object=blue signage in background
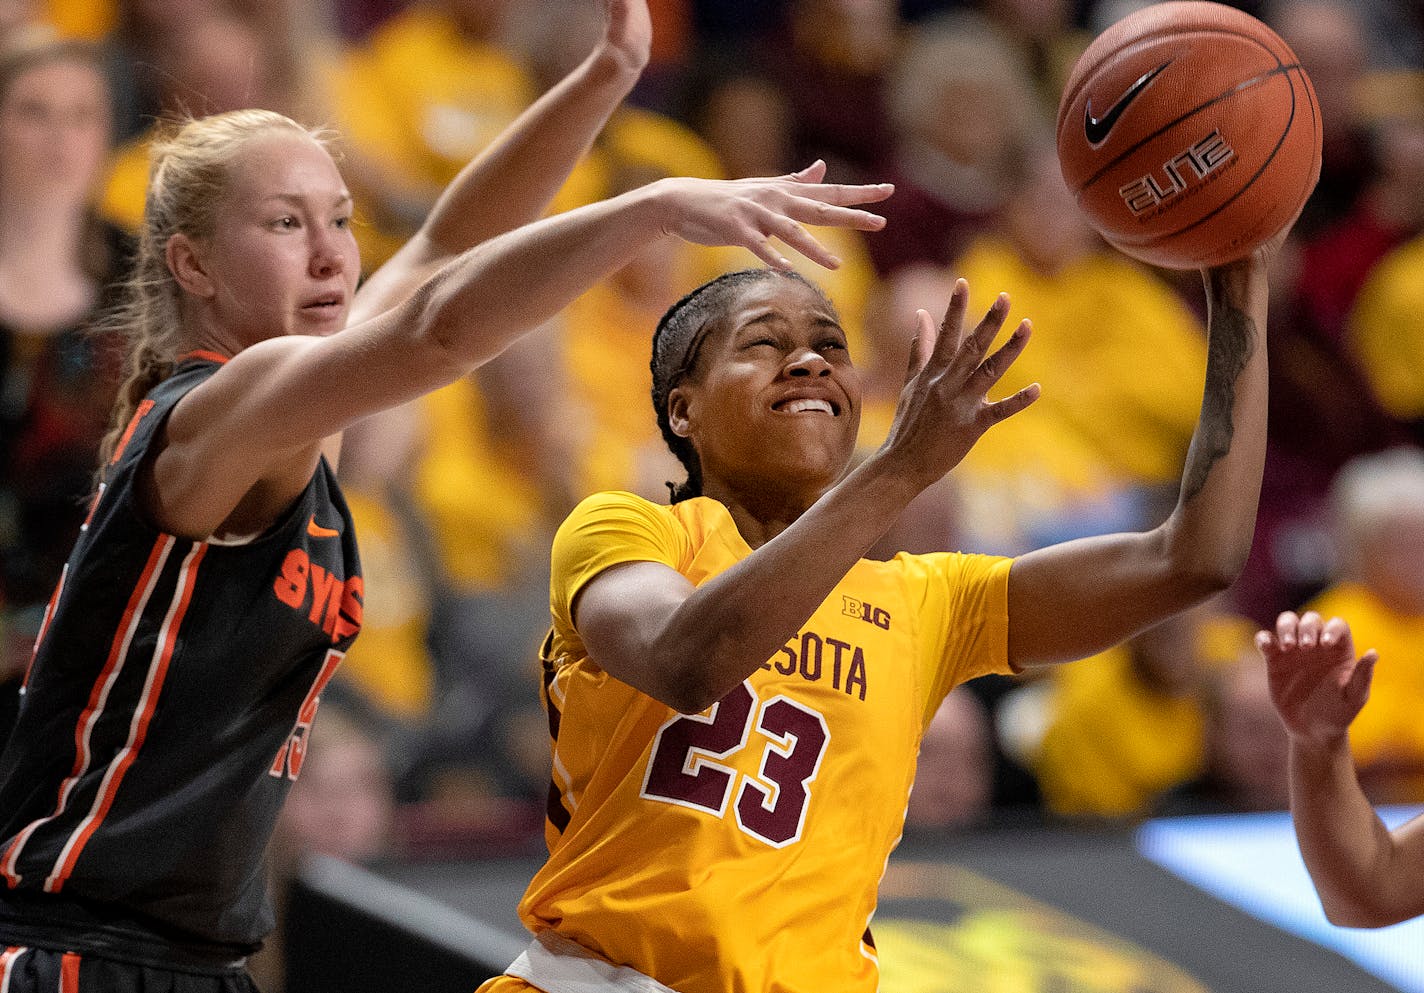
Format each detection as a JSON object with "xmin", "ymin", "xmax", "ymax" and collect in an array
[{"xmin": 1138, "ymin": 808, "xmax": 1424, "ymax": 993}]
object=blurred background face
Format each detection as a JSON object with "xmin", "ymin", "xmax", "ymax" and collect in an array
[
  {"xmin": 906, "ymin": 689, "xmax": 992, "ymax": 830},
  {"xmin": 276, "ymin": 725, "xmax": 393, "ymax": 864},
  {"xmin": 700, "ymin": 76, "xmax": 793, "ymax": 179},
  {"xmin": 0, "ymin": 56, "xmax": 110, "ymax": 201},
  {"xmin": 1210, "ymin": 662, "xmax": 1290, "ymax": 810},
  {"xmin": 1361, "ymin": 507, "xmax": 1424, "ymax": 613},
  {"xmin": 1003, "ymin": 148, "xmax": 1098, "ymax": 275},
  {"xmin": 1272, "ymin": 2, "xmax": 1366, "ymax": 144}
]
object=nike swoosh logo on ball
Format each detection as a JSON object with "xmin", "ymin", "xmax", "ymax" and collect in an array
[{"xmin": 1084, "ymin": 61, "xmax": 1171, "ymax": 145}]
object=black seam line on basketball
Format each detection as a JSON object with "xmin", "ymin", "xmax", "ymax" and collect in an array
[
  {"xmin": 1059, "ymin": 23, "xmax": 1286, "ymax": 129},
  {"xmin": 1085, "ymin": 61, "xmax": 1172, "ymax": 145},
  {"xmin": 1079, "ymin": 62, "xmax": 1301, "ymax": 192},
  {"xmin": 1139, "ymin": 65, "xmax": 1300, "ymax": 250}
]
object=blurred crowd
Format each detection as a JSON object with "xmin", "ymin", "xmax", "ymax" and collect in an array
[{"xmin": 1, "ymin": 0, "xmax": 1423, "ymax": 969}]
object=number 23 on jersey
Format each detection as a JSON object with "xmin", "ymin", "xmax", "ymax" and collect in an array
[{"xmin": 640, "ymin": 682, "xmax": 829, "ymax": 848}]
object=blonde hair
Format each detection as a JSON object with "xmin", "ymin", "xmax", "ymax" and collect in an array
[{"xmin": 97, "ymin": 109, "xmax": 335, "ymax": 470}]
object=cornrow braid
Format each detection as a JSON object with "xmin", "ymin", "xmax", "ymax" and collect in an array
[{"xmin": 649, "ymin": 268, "xmax": 828, "ymax": 503}]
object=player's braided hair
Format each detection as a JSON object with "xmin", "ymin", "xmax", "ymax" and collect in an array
[
  {"xmin": 96, "ymin": 109, "xmax": 336, "ymax": 476},
  {"xmin": 650, "ymin": 268, "xmax": 830, "ymax": 503}
]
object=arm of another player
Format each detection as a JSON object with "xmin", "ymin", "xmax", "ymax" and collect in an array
[
  {"xmin": 348, "ymin": 0, "xmax": 652, "ymax": 326},
  {"xmin": 1261, "ymin": 610, "xmax": 1424, "ymax": 928},
  {"xmin": 1003, "ymin": 242, "xmax": 1272, "ymax": 668},
  {"xmin": 151, "ymin": 168, "xmax": 894, "ymax": 538},
  {"xmin": 575, "ymin": 283, "xmax": 1038, "ymax": 713}
]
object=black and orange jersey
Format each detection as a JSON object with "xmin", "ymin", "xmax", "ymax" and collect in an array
[{"xmin": 0, "ymin": 355, "xmax": 361, "ymax": 967}]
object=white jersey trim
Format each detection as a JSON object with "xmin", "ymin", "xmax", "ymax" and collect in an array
[{"xmin": 506, "ymin": 930, "xmax": 681, "ymax": 993}]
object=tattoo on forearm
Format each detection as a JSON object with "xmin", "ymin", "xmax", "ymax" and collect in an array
[{"xmin": 1183, "ymin": 304, "xmax": 1256, "ymax": 501}]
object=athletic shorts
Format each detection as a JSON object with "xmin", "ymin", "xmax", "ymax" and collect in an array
[
  {"xmin": 0, "ymin": 946, "xmax": 258, "ymax": 993},
  {"xmin": 474, "ymin": 977, "xmax": 538, "ymax": 993},
  {"xmin": 478, "ymin": 931, "xmax": 680, "ymax": 993}
]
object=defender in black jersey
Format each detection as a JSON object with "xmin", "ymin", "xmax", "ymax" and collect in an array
[
  {"xmin": 0, "ymin": 1, "xmax": 897, "ymax": 987},
  {"xmin": 0, "ymin": 355, "xmax": 360, "ymax": 967}
]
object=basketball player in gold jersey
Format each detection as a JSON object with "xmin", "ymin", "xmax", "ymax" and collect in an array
[{"xmin": 477, "ymin": 233, "xmax": 1278, "ymax": 992}]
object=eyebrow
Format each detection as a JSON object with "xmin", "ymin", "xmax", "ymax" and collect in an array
[
  {"xmin": 260, "ymin": 192, "xmax": 353, "ymax": 208},
  {"xmin": 734, "ymin": 310, "xmax": 843, "ymax": 333}
]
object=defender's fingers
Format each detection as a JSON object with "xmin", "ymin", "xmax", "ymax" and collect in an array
[
  {"xmin": 974, "ymin": 320, "xmax": 1032, "ymax": 391},
  {"xmin": 788, "ymin": 159, "xmax": 828, "ymax": 183},
  {"xmin": 763, "ymin": 218, "xmax": 839, "ymax": 269},
  {"xmin": 1320, "ymin": 615, "xmax": 1350, "ymax": 648},
  {"xmin": 785, "ymin": 182, "xmax": 896, "ymax": 207},
  {"xmin": 780, "ymin": 195, "xmax": 889, "ymax": 231},
  {"xmin": 1297, "ymin": 610, "xmax": 1324, "ymax": 648},
  {"xmin": 1275, "ymin": 610, "xmax": 1301, "ymax": 648},
  {"xmin": 1345, "ymin": 650, "xmax": 1379, "ymax": 709}
]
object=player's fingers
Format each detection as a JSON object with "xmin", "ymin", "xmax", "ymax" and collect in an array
[
  {"xmin": 983, "ymin": 382, "xmax": 1040, "ymax": 424},
  {"xmin": 786, "ymin": 180, "xmax": 896, "ymax": 206},
  {"xmin": 788, "ymin": 159, "xmax": 827, "ymax": 183},
  {"xmin": 739, "ymin": 232, "xmax": 794, "ymax": 270},
  {"xmin": 935, "ymin": 279, "xmax": 969, "ymax": 354},
  {"xmin": 1254, "ymin": 629, "xmax": 1277, "ymax": 658},
  {"xmin": 1320, "ymin": 615, "xmax": 1350, "ymax": 648},
  {"xmin": 1275, "ymin": 610, "xmax": 1301, "ymax": 648},
  {"xmin": 780, "ymin": 195, "xmax": 889, "ymax": 232},
  {"xmin": 905, "ymin": 310, "xmax": 936, "ymax": 382},
  {"xmin": 974, "ymin": 320, "xmax": 1032, "ymax": 392},
  {"xmin": 1345, "ymin": 650, "xmax": 1379, "ymax": 710},
  {"xmin": 762, "ymin": 217, "xmax": 839, "ymax": 269},
  {"xmin": 1297, "ymin": 610, "xmax": 1324, "ymax": 648},
  {"xmin": 941, "ymin": 291, "xmax": 1010, "ymax": 370}
]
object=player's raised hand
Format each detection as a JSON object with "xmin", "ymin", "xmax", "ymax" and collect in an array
[
  {"xmin": 876, "ymin": 278, "xmax": 1039, "ymax": 491},
  {"xmin": 1257, "ymin": 610, "xmax": 1379, "ymax": 746},
  {"xmin": 649, "ymin": 161, "xmax": 893, "ymax": 270},
  {"xmin": 598, "ymin": 0, "xmax": 652, "ymax": 74}
]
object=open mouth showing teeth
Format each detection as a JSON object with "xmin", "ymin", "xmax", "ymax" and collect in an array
[
  {"xmin": 305, "ymin": 296, "xmax": 343, "ymax": 309},
  {"xmin": 774, "ymin": 398, "xmax": 838, "ymax": 415}
]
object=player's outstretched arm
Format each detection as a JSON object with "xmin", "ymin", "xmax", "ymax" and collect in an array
[
  {"xmin": 349, "ymin": 0, "xmax": 653, "ymax": 326},
  {"xmin": 151, "ymin": 168, "xmax": 893, "ymax": 538},
  {"xmin": 1261, "ymin": 611, "xmax": 1424, "ymax": 927},
  {"xmin": 1003, "ymin": 244, "xmax": 1271, "ymax": 667},
  {"xmin": 574, "ymin": 280, "xmax": 1039, "ymax": 713}
]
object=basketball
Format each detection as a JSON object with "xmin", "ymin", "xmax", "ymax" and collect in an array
[{"xmin": 1056, "ymin": 1, "xmax": 1321, "ymax": 269}]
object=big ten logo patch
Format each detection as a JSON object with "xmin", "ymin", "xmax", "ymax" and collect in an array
[
  {"xmin": 843, "ymin": 596, "xmax": 891, "ymax": 630},
  {"xmin": 273, "ymin": 548, "xmax": 363, "ymax": 644}
]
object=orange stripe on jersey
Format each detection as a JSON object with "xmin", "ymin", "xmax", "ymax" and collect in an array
[
  {"xmin": 0, "ymin": 946, "xmax": 25, "ymax": 993},
  {"xmin": 45, "ymin": 542, "xmax": 206, "ymax": 893},
  {"xmin": 1, "ymin": 538, "xmax": 174, "ymax": 888},
  {"xmin": 177, "ymin": 349, "xmax": 229, "ymax": 365},
  {"xmin": 59, "ymin": 952, "xmax": 79, "ymax": 993},
  {"xmin": 21, "ymin": 565, "xmax": 67, "ymax": 691},
  {"xmin": 109, "ymin": 399, "xmax": 155, "ymax": 465}
]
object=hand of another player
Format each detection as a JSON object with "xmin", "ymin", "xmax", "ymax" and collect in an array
[
  {"xmin": 875, "ymin": 278, "xmax": 1039, "ymax": 491},
  {"xmin": 1257, "ymin": 610, "xmax": 1379, "ymax": 746},
  {"xmin": 649, "ymin": 161, "xmax": 893, "ymax": 270},
  {"xmin": 597, "ymin": 0, "xmax": 652, "ymax": 74}
]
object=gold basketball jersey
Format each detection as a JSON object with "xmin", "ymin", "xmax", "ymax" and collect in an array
[{"xmin": 520, "ymin": 492, "xmax": 1013, "ymax": 993}]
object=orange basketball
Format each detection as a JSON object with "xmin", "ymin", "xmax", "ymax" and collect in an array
[{"xmin": 1057, "ymin": 1, "xmax": 1321, "ymax": 269}]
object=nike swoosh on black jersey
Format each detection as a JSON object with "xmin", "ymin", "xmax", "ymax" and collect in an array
[{"xmin": 1083, "ymin": 61, "xmax": 1171, "ymax": 145}]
